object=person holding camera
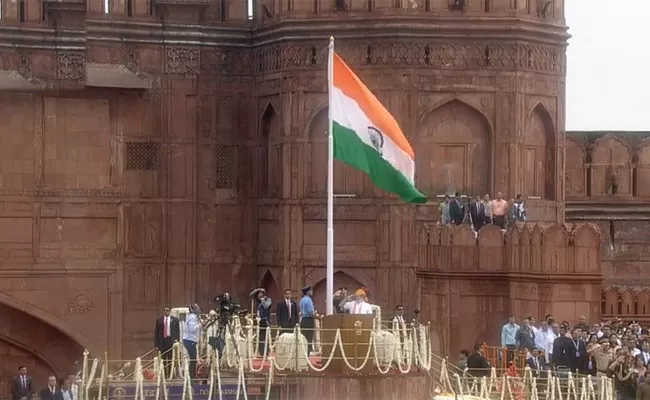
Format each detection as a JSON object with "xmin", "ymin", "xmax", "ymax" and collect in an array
[
  {"xmin": 251, "ymin": 288, "xmax": 272, "ymax": 357},
  {"xmin": 210, "ymin": 292, "xmax": 240, "ymax": 357}
]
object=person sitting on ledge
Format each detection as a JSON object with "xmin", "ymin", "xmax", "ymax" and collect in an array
[{"xmin": 344, "ymin": 289, "xmax": 373, "ymax": 315}]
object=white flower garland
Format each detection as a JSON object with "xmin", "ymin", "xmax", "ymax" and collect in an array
[
  {"xmin": 96, "ymin": 361, "xmax": 106, "ymax": 400},
  {"xmin": 234, "ymin": 362, "xmax": 248, "ymax": 400},
  {"xmin": 248, "ymin": 321, "xmax": 271, "ymax": 373},
  {"xmin": 77, "ymin": 330, "xmax": 619, "ymax": 400},
  {"xmin": 295, "ymin": 326, "xmax": 339, "ymax": 372},
  {"xmin": 180, "ymin": 359, "xmax": 192, "ymax": 400},
  {"xmin": 79, "ymin": 351, "xmax": 88, "ymax": 400},
  {"xmin": 372, "ymin": 331, "xmax": 397, "ymax": 374},
  {"xmin": 85, "ymin": 358, "xmax": 99, "ymax": 400},
  {"xmin": 133, "ymin": 358, "xmax": 144, "ymax": 400},
  {"xmin": 313, "ymin": 318, "xmax": 322, "ymax": 354},
  {"xmin": 264, "ymin": 351, "xmax": 274, "ymax": 400},
  {"xmin": 214, "ymin": 349, "xmax": 223, "ymax": 400}
]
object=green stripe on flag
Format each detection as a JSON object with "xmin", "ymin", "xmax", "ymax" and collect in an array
[{"xmin": 333, "ymin": 122, "xmax": 427, "ymax": 204}]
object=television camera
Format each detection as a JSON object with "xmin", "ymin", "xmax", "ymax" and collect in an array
[{"xmin": 212, "ymin": 293, "xmax": 246, "ymax": 325}]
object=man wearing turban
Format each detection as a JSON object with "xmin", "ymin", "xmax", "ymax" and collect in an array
[{"xmin": 344, "ymin": 289, "xmax": 373, "ymax": 315}]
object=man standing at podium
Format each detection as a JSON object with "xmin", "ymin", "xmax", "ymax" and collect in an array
[{"xmin": 344, "ymin": 289, "xmax": 373, "ymax": 314}]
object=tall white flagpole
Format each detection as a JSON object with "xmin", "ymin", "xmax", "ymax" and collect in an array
[{"xmin": 326, "ymin": 36, "xmax": 335, "ymax": 315}]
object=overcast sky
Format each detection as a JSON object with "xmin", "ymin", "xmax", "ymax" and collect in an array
[
  {"xmin": 566, "ymin": 0, "xmax": 650, "ymax": 131},
  {"xmin": 247, "ymin": 0, "xmax": 649, "ymax": 131}
]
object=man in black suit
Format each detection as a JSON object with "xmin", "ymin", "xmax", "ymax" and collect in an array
[
  {"xmin": 552, "ymin": 324, "xmax": 573, "ymax": 373},
  {"xmin": 466, "ymin": 343, "xmax": 490, "ymax": 377},
  {"xmin": 39, "ymin": 376, "xmax": 59, "ymax": 400},
  {"xmin": 566, "ymin": 327, "xmax": 588, "ymax": 373},
  {"xmin": 11, "ymin": 366, "xmax": 33, "ymax": 400},
  {"xmin": 58, "ymin": 377, "xmax": 73, "ymax": 400},
  {"xmin": 276, "ymin": 289, "xmax": 298, "ymax": 333},
  {"xmin": 449, "ymin": 192, "xmax": 465, "ymax": 226},
  {"xmin": 154, "ymin": 305, "xmax": 180, "ymax": 378},
  {"xmin": 526, "ymin": 347, "xmax": 543, "ymax": 378},
  {"xmin": 469, "ymin": 194, "xmax": 487, "ymax": 232}
]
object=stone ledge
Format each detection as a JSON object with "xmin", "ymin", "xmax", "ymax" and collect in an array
[
  {"xmin": 85, "ymin": 63, "xmax": 153, "ymax": 89},
  {"xmin": 0, "ymin": 70, "xmax": 43, "ymax": 90}
]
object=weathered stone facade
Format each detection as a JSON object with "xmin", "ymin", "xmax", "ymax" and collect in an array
[
  {"xmin": 0, "ymin": 0, "xmax": 604, "ymax": 392},
  {"xmin": 565, "ymin": 131, "xmax": 650, "ymax": 323}
]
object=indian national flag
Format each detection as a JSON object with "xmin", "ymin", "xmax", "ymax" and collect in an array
[{"xmin": 330, "ymin": 53, "xmax": 426, "ymax": 204}]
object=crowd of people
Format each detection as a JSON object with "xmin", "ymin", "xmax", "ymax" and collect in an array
[
  {"xmin": 439, "ymin": 191, "xmax": 527, "ymax": 232},
  {"xmin": 153, "ymin": 285, "xmax": 412, "ymax": 381},
  {"xmin": 458, "ymin": 315, "xmax": 650, "ymax": 400},
  {"xmin": 10, "ymin": 367, "xmax": 78, "ymax": 400}
]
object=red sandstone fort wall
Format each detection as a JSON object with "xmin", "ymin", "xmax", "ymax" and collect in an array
[
  {"xmin": 565, "ymin": 131, "xmax": 650, "ymax": 322},
  {"xmin": 0, "ymin": 0, "xmax": 584, "ymax": 393},
  {"xmin": 417, "ymin": 222, "xmax": 602, "ymax": 357}
]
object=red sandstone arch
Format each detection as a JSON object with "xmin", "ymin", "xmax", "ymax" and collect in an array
[
  {"xmin": 417, "ymin": 99, "xmax": 492, "ymax": 196},
  {"xmin": 590, "ymin": 134, "xmax": 632, "ymax": 196},
  {"xmin": 523, "ymin": 104, "xmax": 556, "ymax": 199},
  {"xmin": 541, "ymin": 224, "xmax": 568, "ymax": 273},
  {"xmin": 0, "ymin": 300, "xmax": 84, "ymax": 398},
  {"xmin": 259, "ymin": 269, "xmax": 280, "ymax": 305},
  {"xmin": 571, "ymin": 224, "xmax": 601, "ymax": 273},
  {"xmin": 450, "ymin": 225, "xmax": 477, "ymax": 271},
  {"xmin": 530, "ymin": 225, "xmax": 542, "ymax": 272},
  {"xmin": 519, "ymin": 226, "xmax": 532, "ymax": 272},
  {"xmin": 259, "ymin": 104, "xmax": 282, "ymax": 197},
  {"xmin": 0, "ymin": 292, "xmax": 92, "ymax": 352},
  {"xmin": 505, "ymin": 225, "xmax": 521, "ymax": 272},
  {"xmin": 565, "ymin": 139, "xmax": 587, "ymax": 197},
  {"xmin": 311, "ymin": 271, "xmax": 365, "ymax": 313},
  {"xmin": 307, "ymin": 107, "xmax": 371, "ymax": 197},
  {"xmin": 418, "ymin": 223, "xmax": 442, "ymax": 271},
  {"xmin": 478, "ymin": 224, "xmax": 504, "ymax": 272},
  {"xmin": 571, "ymin": 223, "xmax": 600, "ymax": 246}
]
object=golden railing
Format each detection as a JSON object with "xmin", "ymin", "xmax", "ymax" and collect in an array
[{"xmin": 481, "ymin": 345, "xmax": 532, "ymax": 370}]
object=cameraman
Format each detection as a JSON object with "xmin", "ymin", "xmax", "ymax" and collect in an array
[
  {"xmin": 210, "ymin": 292, "xmax": 237, "ymax": 358},
  {"xmin": 251, "ymin": 288, "xmax": 272, "ymax": 357},
  {"xmin": 216, "ymin": 292, "xmax": 234, "ymax": 321}
]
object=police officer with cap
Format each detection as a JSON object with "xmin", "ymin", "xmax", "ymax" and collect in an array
[{"xmin": 300, "ymin": 285, "xmax": 318, "ymax": 354}]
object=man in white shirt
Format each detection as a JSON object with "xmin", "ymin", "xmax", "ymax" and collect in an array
[
  {"xmin": 182, "ymin": 303, "xmax": 203, "ymax": 380},
  {"xmin": 344, "ymin": 289, "xmax": 373, "ymax": 314},
  {"xmin": 534, "ymin": 322, "xmax": 550, "ymax": 357},
  {"xmin": 545, "ymin": 323, "xmax": 559, "ymax": 364}
]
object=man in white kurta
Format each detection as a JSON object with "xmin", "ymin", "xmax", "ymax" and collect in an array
[{"xmin": 344, "ymin": 290, "xmax": 373, "ymax": 315}]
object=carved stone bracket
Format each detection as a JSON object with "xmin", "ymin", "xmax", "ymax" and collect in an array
[
  {"xmin": 165, "ymin": 47, "xmax": 200, "ymax": 74},
  {"xmin": 57, "ymin": 52, "xmax": 85, "ymax": 80}
]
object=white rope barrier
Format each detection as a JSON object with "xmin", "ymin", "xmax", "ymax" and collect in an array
[
  {"xmin": 79, "ymin": 350, "xmax": 89, "ymax": 400},
  {"xmin": 440, "ymin": 365, "xmax": 621, "ymax": 400},
  {"xmin": 77, "ymin": 321, "xmax": 618, "ymax": 400},
  {"xmin": 96, "ymin": 361, "xmax": 106, "ymax": 400},
  {"xmin": 85, "ymin": 358, "xmax": 99, "ymax": 400}
]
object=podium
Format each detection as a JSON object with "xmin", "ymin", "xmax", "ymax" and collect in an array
[{"xmin": 320, "ymin": 313, "xmax": 375, "ymax": 374}]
